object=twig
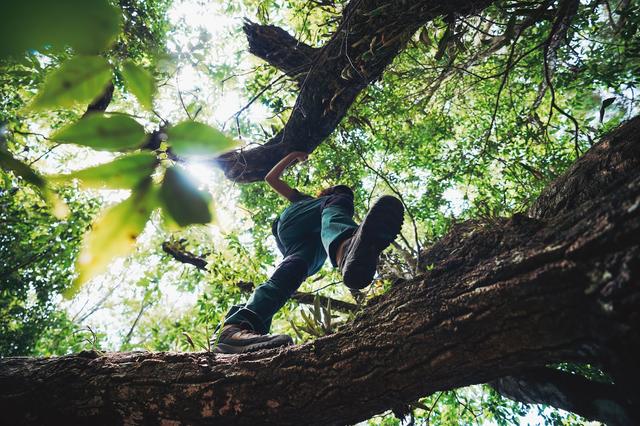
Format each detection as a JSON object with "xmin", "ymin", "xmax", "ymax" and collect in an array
[
  {"xmin": 176, "ymin": 77, "xmax": 193, "ymax": 120},
  {"xmin": 28, "ymin": 143, "xmax": 61, "ymax": 166},
  {"xmin": 426, "ymin": 392, "xmax": 444, "ymax": 423}
]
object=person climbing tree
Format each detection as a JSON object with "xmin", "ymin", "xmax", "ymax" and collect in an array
[{"xmin": 213, "ymin": 150, "xmax": 404, "ymax": 354}]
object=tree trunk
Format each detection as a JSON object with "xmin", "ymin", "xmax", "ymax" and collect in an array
[
  {"xmin": 1, "ymin": 116, "xmax": 639, "ymax": 425},
  {"xmin": 214, "ymin": 0, "xmax": 495, "ymax": 182}
]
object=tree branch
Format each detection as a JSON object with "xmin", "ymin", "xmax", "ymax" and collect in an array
[
  {"xmin": 214, "ymin": 0, "xmax": 496, "ymax": 183},
  {"xmin": 490, "ymin": 367, "xmax": 638, "ymax": 425},
  {"xmin": 161, "ymin": 240, "xmax": 208, "ymax": 270},
  {"xmin": 83, "ymin": 82, "xmax": 114, "ymax": 117},
  {"xmin": 242, "ymin": 21, "xmax": 318, "ymax": 83}
]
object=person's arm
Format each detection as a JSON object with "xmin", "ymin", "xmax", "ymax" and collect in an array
[{"xmin": 264, "ymin": 151, "xmax": 309, "ymax": 201}]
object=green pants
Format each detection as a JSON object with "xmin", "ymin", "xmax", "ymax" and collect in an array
[{"xmin": 224, "ymin": 190, "xmax": 357, "ymax": 333}]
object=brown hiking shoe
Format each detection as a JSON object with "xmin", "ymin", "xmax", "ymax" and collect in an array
[
  {"xmin": 212, "ymin": 324, "xmax": 293, "ymax": 354},
  {"xmin": 338, "ymin": 195, "xmax": 404, "ymax": 289}
]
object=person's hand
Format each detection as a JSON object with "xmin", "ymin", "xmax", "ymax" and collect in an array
[{"xmin": 290, "ymin": 151, "xmax": 309, "ymax": 163}]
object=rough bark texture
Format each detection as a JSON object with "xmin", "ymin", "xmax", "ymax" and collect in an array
[
  {"xmin": 242, "ymin": 22, "xmax": 318, "ymax": 83},
  {"xmin": 215, "ymin": 0, "xmax": 494, "ymax": 182},
  {"xmin": 529, "ymin": 117, "xmax": 640, "ymax": 220},
  {"xmin": 490, "ymin": 367, "xmax": 638, "ymax": 425},
  {"xmin": 1, "ymin": 117, "xmax": 639, "ymax": 425}
]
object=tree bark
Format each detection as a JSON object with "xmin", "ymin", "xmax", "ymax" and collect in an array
[
  {"xmin": 242, "ymin": 21, "xmax": 318, "ymax": 83},
  {"xmin": 490, "ymin": 367, "xmax": 638, "ymax": 425},
  {"xmin": 1, "ymin": 116, "xmax": 639, "ymax": 425},
  {"xmin": 214, "ymin": 0, "xmax": 495, "ymax": 182}
]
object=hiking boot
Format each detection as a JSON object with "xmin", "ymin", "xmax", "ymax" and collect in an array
[
  {"xmin": 338, "ymin": 195, "xmax": 404, "ymax": 289},
  {"xmin": 212, "ymin": 324, "xmax": 293, "ymax": 354}
]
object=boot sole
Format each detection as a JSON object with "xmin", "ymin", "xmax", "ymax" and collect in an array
[
  {"xmin": 343, "ymin": 196, "xmax": 404, "ymax": 289},
  {"xmin": 213, "ymin": 336, "xmax": 293, "ymax": 354}
]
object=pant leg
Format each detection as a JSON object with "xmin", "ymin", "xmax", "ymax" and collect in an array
[
  {"xmin": 320, "ymin": 191, "xmax": 358, "ymax": 266},
  {"xmin": 277, "ymin": 198, "xmax": 327, "ymax": 276},
  {"xmin": 225, "ymin": 200, "xmax": 327, "ymax": 334},
  {"xmin": 224, "ymin": 254, "xmax": 309, "ymax": 334}
]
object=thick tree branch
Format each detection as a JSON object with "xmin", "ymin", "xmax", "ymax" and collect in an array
[
  {"xmin": 490, "ymin": 367, "xmax": 638, "ymax": 426},
  {"xmin": 2, "ymin": 117, "xmax": 639, "ymax": 424},
  {"xmin": 529, "ymin": 116, "xmax": 640, "ymax": 219},
  {"xmin": 214, "ymin": 0, "xmax": 495, "ymax": 182},
  {"xmin": 242, "ymin": 21, "xmax": 318, "ymax": 82}
]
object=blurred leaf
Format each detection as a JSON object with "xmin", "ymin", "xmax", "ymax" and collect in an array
[
  {"xmin": 0, "ymin": 149, "xmax": 46, "ymax": 188},
  {"xmin": 45, "ymin": 191, "xmax": 71, "ymax": 220},
  {"xmin": 0, "ymin": 0, "xmax": 121, "ymax": 59},
  {"xmin": 28, "ymin": 56, "xmax": 113, "ymax": 111},
  {"xmin": 599, "ymin": 97, "xmax": 616, "ymax": 123},
  {"xmin": 160, "ymin": 166, "xmax": 213, "ymax": 227},
  {"xmin": 51, "ymin": 113, "xmax": 146, "ymax": 151},
  {"xmin": 167, "ymin": 121, "xmax": 237, "ymax": 157},
  {"xmin": 0, "ymin": 149, "xmax": 69, "ymax": 219},
  {"xmin": 49, "ymin": 152, "xmax": 158, "ymax": 189},
  {"xmin": 66, "ymin": 180, "xmax": 157, "ymax": 298},
  {"xmin": 121, "ymin": 61, "xmax": 156, "ymax": 110}
]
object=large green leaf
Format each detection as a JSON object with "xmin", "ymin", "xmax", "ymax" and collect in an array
[
  {"xmin": 66, "ymin": 181, "xmax": 157, "ymax": 298},
  {"xmin": 1, "ymin": 0, "xmax": 121, "ymax": 59},
  {"xmin": 160, "ymin": 166, "xmax": 213, "ymax": 227},
  {"xmin": 166, "ymin": 121, "xmax": 237, "ymax": 157},
  {"xmin": 49, "ymin": 152, "xmax": 158, "ymax": 189},
  {"xmin": 29, "ymin": 56, "xmax": 113, "ymax": 111},
  {"xmin": 121, "ymin": 61, "xmax": 156, "ymax": 111},
  {"xmin": 51, "ymin": 113, "xmax": 147, "ymax": 152}
]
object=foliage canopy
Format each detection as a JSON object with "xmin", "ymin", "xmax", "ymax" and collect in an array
[{"xmin": 1, "ymin": 0, "xmax": 638, "ymax": 424}]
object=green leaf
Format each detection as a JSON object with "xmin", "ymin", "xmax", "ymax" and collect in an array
[
  {"xmin": 1, "ymin": 0, "xmax": 121, "ymax": 59},
  {"xmin": 599, "ymin": 97, "xmax": 616, "ymax": 123},
  {"xmin": 0, "ymin": 149, "xmax": 46, "ymax": 188},
  {"xmin": 49, "ymin": 152, "xmax": 158, "ymax": 189},
  {"xmin": 28, "ymin": 56, "xmax": 113, "ymax": 111},
  {"xmin": 121, "ymin": 61, "xmax": 156, "ymax": 111},
  {"xmin": 66, "ymin": 181, "xmax": 157, "ymax": 298},
  {"xmin": 51, "ymin": 113, "xmax": 146, "ymax": 152},
  {"xmin": 0, "ymin": 149, "xmax": 69, "ymax": 219},
  {"xmin": 313, "ymin": 295, "xmax": 321, "ymax": 323},
  {"xmin": 160, "ymin": 166, "xmax": 213, "ymax": 227},
  {"xmin": 166, "ymin": 121, "xmax": 237, "ymax": 157}
]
